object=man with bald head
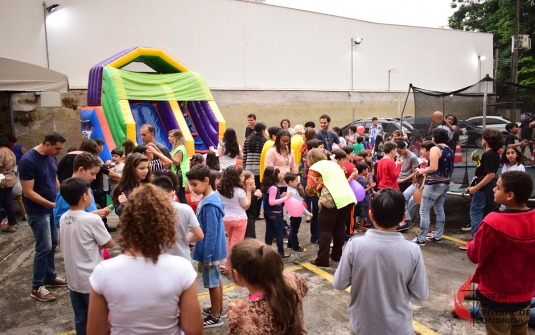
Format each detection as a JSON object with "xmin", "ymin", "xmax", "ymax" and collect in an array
[{"xmin": 139, "ymin": 124, "xmax": 171, "ymax": 159}]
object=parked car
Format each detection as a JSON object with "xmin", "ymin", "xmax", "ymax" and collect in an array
[
  {"xmin": 458, "ymin": 120, "xmax": 483, "ymax": 147},
  {"xmin": 341, "ymin": 118, "xmax": 413, "ymax": 141},
  {"xmin": 400, "ymin": 117, "xmax": 468, "ymax": 147},
  {"xmin": 465, "ymin": 116, "xmax": 519, "ymax": 135}
]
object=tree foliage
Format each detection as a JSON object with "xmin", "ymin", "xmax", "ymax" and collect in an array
[{"xmin": 448, "ymin": 0, "xmax": 535, "ymax": 87}]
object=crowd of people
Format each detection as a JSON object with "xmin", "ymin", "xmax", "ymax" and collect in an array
[{"xmin": 2, "ymin": 111, "xmax": 535, "ymax": 335}]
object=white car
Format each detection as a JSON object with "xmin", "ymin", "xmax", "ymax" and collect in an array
[{"xmin": 465, "ymin": 116, "xmax": 519, "ymax": 134}]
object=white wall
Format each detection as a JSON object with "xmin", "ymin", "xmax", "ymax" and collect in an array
[{"xmin": 0, "ymin": 0, "xmax": 493, "ymax": 92}]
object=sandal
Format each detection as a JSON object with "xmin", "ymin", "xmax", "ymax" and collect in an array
[
  {"xmin": 427, "ymin": 231, "xmax": 435, "ymax": 237},
  {"xmin": 281, "ymin": 253, "xmax": 293, "ymax": 259}
]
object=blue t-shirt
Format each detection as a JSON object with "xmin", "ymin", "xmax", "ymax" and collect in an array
[
  {"xmin": 18, "ymin": 148, "xmax": 58, "ymax": 215},
  {"xmin": 356, "ymin": 176, "xmax": 371, "ymax": 207},
  {"xmin": 53, "ymin": 189, "xmax": 98, "ymax": 227},
  {"xmin": 316, "ymin": 130, "xmax": 340, "ymax": 152}
]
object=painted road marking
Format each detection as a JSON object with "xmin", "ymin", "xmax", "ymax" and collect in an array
[
  {"xmin": 413, "ymin": 228, "xmax": 468, "ymax": 245},
  {"xmin": 300, "ymin": 262, "xmax": 440, "ymax": 335}
]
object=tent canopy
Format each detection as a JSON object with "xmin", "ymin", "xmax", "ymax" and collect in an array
[{"xmin": 0, "ymin": 57, "xmax": 69, "ymax": 92}]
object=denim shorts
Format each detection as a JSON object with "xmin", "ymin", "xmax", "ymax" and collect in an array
[
  {"xmin": 201, "ymin": 264, "xmax": 222, "ymax": 288},
  {"xmin": 355, "ymin": 205, "xmax": 368, "ymax": 219}
]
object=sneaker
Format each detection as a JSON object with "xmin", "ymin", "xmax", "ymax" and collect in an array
[
  {"xmin": 202, "ymin": 307, "xmax": 228, "ymax": 319},
  {"xmin": 203, "ymin": 314, "xmax": 224, "ymax": 328},
  {"xmin": 461, "ymin": 223, "xmax": 471, "ymax": 231},
  {"xmin": 0, "ymin": 218, "xmax": 7, "ymax": 227},
  {"xmin": 44, "ymin": 277, "xmax": 68, "ymax": 287},
  {"xmin": 30, "ymin": 286, "xmax": 56, "ymax": 302},
  {"xmin": 411, "ymin": 237, "xmax": 426, "ymax": 246},
  {"xmin": 459, "ymin": 243, "xmax": 469, "ymax": 250},
  {"xmin": 396, "ymin": 223, "xmax": 410, "ymax": 232},
  {"xmin": 425, "ymin": 236, "xmax": 442, "ymax": 243},
  {"xmin": 330, "ymin": 242, "xmax": 334, "ymax": 248}
]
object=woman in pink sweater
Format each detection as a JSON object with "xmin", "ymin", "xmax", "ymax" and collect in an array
[{"xmin": 265, "ymin": 130, "xmax": 298, "ymax": 189}]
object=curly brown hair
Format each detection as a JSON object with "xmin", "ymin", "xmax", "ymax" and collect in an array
[
  {"xmin": 217, "ymin": 166, "xmax": 244, "ymax": 199},
  {"xmin": 482, "ymin": 128, "xmax": 504, "ymax": 151},
  {"xmin": 119, "ymin": 184, "xmax": 177, "ymax": 264}
]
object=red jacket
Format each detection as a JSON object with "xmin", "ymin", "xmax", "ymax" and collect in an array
[
  {"xmin": 467, "ymin": 209, "xmax": 535, "ymax": 303},
  {"xmin": 376, "ymin": 157, "xmax": 401, "ymax": 190}
]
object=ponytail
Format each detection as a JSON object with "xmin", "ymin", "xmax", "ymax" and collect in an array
[{"xmin": 230, "ymin": 239, "xmax": 304, "ymax": 335}]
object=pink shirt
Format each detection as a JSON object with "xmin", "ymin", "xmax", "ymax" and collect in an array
[{"xmin": 264, "ymin": 147, "xmax": 298, "ymax": 187}]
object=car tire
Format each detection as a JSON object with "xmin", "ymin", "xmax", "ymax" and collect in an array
[{"xmin": 476, "ymin": 138, "xmax": 483, "ymax": 148}]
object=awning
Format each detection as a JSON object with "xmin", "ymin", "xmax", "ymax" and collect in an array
[{"xmin": 0, "ymin": 57, "xmax": 69, "ymax": 92}]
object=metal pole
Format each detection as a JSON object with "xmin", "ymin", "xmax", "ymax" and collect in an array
[
  {"xmin": 43, "ymin": 1, "xmax": 50, "ymax": 68},
  {"xmin": 8, "ymin": 92, "xmax": 15, "ymax": 135},
  {"xmin": 511, "ymin": 0, "xmax": 520, "ymax": 119},
  {"xmin": 482, "ymin": 77, "xmax": 489, "ymax": 129},
  {"xmin": 399, "ymin": 84, "xmax": 412, "ymax": 133},
  {"xmin": 388, "ymin": 69, "xmax": 391, "ymax": 91},
  {"xmin": 351, "ymin": 39, "xmax": 354, "ymax": 92}
]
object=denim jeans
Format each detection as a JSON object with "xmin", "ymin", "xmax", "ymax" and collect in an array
[
  {"xmin": 469, "ymin": 187, "xmax": 496, "ymax": 236},
  {"xmin": 0, "ymin": 187, "xmax": 17, "ymax": 225},
  {"xmin": 177, "ymin": 174, "xmax": 187, "ymax": 204},
  {"xmin": 264, "ymin": 210, "xmax": 285, "ymax": 254},
  {"xmin": 417, "ymin": 183, "xmax": 450, "ymax": 241},
  {"xmin": 70, "ymin": 290, "xmax": 89, "ymax": 335},
  {"xmin": 403, "ymin": 183, "xmax": 419, "ymax": 223},
  {"xmin": 287, "ymin": 216, "xmax": 302, "ymax": 249},
  {"xmin": 27, "ymin": 213, "xmax": 57, "ymax": 288}
]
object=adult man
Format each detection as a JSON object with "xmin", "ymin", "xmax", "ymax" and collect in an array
[
  {"xmin": 519, "ymin": 114, "xmax": 534, "ymax": 157},
  {"xmin": 369, "ymin": 117, "xmax": 384, "ymax": 147},
  {"xmin": 396, "ymin": 140, "xmax": 419, "ymax": 193},
  {"xmin": 19, "ymin": 132, "xmax": 67, "ymax": 302},
  {"xmin": 139, "ymin": 124, "xmax": 171, "ymax": 159},
  {"xmin": 245, "ymin": 114, "xmax": 256, "ymax": 140},
  {"xmin": 316, "ymin": 114, "xmax": 340, "ymax": 154}
]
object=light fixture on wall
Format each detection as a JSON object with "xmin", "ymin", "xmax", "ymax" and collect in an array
[
  {"xmin": 388, "ymin": 68, "xmax": 396, "ymax": 91},
  {"xmin": 478, "ymin": 55, "xmax": 485, "ymax": 80},
  {"xmin": 43, "ymin": 2, "xmax": 60, "ymax": 68},
  {"xmin": 353, "ymin": 37, "xmax": 363, "ymax": 45},
  {"xmin": 350, "ymin": 37, "xmax": 363, "ymax": 91}
]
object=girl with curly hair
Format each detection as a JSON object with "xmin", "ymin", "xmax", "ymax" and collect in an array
[
  {"xmin": 87, "ymin": 184, "xmax": 203, "ymax": 334},
  {"xmin": 217, "ymin": 166, "xmax": 255, "ymax": 272},
  {"xmin": 217, "ymin": 128, "xmax": 243, "ymax": 171},
  {"xmin": 228, "ymin": 239, "xmax": 308, "ymax": 335},
  {"xmin": 112, "ymin": 153, "xmax": 151, "ymax": 216}
]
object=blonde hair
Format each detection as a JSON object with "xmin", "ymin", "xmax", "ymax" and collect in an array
[
  {"xmin": 293, "ymin": 124, "xmax": 305, "ymax": 135},
  {"xmin": 307, "ymin": 148, "xmax": 327, "ymax": 166},
  {"xmin": 168, "ymin": 129, "xmax": 186, "ymax": 151}
]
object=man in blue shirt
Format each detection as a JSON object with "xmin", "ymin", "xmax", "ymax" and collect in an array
[{"xmin": 316, "ymin": 114, "xmax": 340, "ymax": 154}]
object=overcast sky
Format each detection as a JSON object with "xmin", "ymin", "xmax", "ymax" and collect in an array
[{"xmin": 267, "ymin": 0, "xmax": 457, "ymax": 28}]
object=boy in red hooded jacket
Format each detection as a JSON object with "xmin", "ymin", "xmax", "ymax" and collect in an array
[{"xmin": 467, "ymin": 171, "xmax": 535, "ymax": 334}]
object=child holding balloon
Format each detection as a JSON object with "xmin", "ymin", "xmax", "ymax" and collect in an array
[
  {"xmin": 355, "ymin": 161, "xmax": 376, "ymax": 230},
  {"xmin": 284, "ymin": 172, "xmax": 311, "ymax": 252}
]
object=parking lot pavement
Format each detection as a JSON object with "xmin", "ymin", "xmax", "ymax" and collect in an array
[{"xmin": 1, "ymin": 196, "xmax": 535, "ymax": 335}]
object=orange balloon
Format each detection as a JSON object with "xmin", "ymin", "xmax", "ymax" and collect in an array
[
  {"xmin": 236, "ymin": 158, "xmax": 243, "ymax": 166},
  {"xmin": 432, "ymin": 111, "xmax": 443, "ymax": 123}
]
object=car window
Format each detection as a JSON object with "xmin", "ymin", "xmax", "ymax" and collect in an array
[
  {"xmin": 486, "ymin": 118, "xmax": 502, "ymax": 125},
  {"xmin": 469, "ymin": 118, "xmax": 481, "ymax": 126}
]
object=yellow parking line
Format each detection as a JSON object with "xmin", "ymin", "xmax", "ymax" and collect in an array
[
  {"xmin": 300, "ymin": 262, "xmax": 440, "ymax": 335},
  {"xmin": 413, "ymin": 228, "xmax": 468, "ymax": 245},
  {"xmin": 57, "ymin": 331, "xmax": 76, "ymax": 335}
]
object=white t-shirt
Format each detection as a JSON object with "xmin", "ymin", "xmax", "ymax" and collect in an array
[
  {"xmin": 167, "ymin": 202, "xmax": 200, "ymax": 260},
  {"xmin": 218, "ymin": 187, "xmax": 247, "ymax": 221},
  {"xmin": 90, "ymin": 254, "xmax": 197, "ymax": 335},
  {"xmin": 501, "ymin": 163, "xmax": 525, "ymax": 174},
  {"xmin": 436, "ymin": 125, "xmax": 455, "ymax": 141},
  {"xmin": 59, "ymin": 210, "xmax": 111, "ymax": 293},
  {"xmin": 217, "ymin": 142, "xmax": 242, "ymax": 170},
  {"xmin": 110, "ymin": 162, "xmax": 125, "ymax": 192}
]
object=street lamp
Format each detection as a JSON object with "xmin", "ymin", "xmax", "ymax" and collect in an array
[
  {"xmin": 478, "ymin": 55, "xmax": 485, "ymax": 80},
  {"xmin": 350, "ymin": 37, "xmax": 363, "ymax": 91},
  {"xmin": 43, "ymin": 2, "xmax": 60, "ymax": 68},
  {"xmin": 388, "ymin": 68, "xmax": 395, "ymax": 91}
]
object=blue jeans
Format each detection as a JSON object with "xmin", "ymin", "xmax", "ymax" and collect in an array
[
  {"xmin": 70, "ymin": 290, "xmax": 89, "ymax": 335},
  {"xmin": 417, "ymin": 183, "xmax": 449, "ymax": 241},
  {"xmin": 469, "ymin": 187, "xmax": 496, "ymax": 236},
  {"xmin": 177, "ymin": 174, "xmax": 187, "ymax": 204},
  {"xmin": 264, "ymin": 210, "xmax": 285, "ymax": 254},
  {"xmin": 27, "ymin": 213, "xmax": 57, "ymax": 288},
  {"xmin": 287, "ymin": 216, "xmax": 302, "ymax": 249},
  {"xmin": 0, "ymin": 187, "xmax": 17, "ymax": 225},
  {"xmin": 403, "ymin": 183, "xmax": 419, "ymax": 223}
]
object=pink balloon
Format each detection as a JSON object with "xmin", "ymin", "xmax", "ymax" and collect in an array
[
  {"xmin": 349, "ymin": 180, "xmax": 366, "ymax": 202},
  {"xmin": 286, "ymin": 197, "xmax": 304, "ymax": 217},
  {"xmin": 332, "ymin": 143, "xmax": 340, "ymax": 150},
  {"xmin": 357, "ymin": 126, "xmax": 365, "ymax": 134}
]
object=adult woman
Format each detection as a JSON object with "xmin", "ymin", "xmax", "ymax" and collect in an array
[
  {"xmin": 265, "ymin": 130, "xmax": 298, "ymax": 189},
  {"xmin": 332, "ymin": 127, "xmax": 347, "ymax": 147},
  {"xmin": 412, "ymin": 128, "xmax": 454, "ymax": 245},
  {"xmin": 305, "ymin": 148, "xmax": 356, "ymax": 267},
  {"xmin": 0, "ymin": 135, "xmax": 18, "ymax": 233},
  {"xmin": 87, "ymin": 184, "xmax": 203, "ymax": 334},
  {"xmin": 121, "ymin": 139, "xmax": 135, "ymax": 157},
  {"xmin": 429, "ymin": 113, "xmax": 458, "ymax": 152},
  {"xmin": 168, "ymin": 129, "xmax": 189, "ymax": 204},
  {"xmin": 243, "ymin": 122, "xmax": 267, "ymax": 188},
  {"xmin": 280, "ymin": 118, "xmax": 294, "ymax": 136},
  {"xmin": 5, "ymin": 134, "xmax": 27, "ymax": 164},
  {"xmin": 218, "ymin": 128, "xmax": 243, "ymax": 171}
]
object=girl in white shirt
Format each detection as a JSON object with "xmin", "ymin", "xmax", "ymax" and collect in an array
[
  {"xmin": 87, "ymin": 184, "xmax": 203, "ymax": 335},
  {"xmin": 217, "ymin": 128, "xmax": 243, "ymax": 171},
  {"xmin": 217, "ymin": 166, "xmax": 255, "ymax": 274},
  {"xmin": 501, "ymin": 147, "xmax": 526, "ymax": 174}
]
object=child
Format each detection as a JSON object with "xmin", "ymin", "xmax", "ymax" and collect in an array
[
  {"xmin": 112, "ymin": 153, "xmax": 151, "ymax": 216},
  {"xmin": 332, "ymin": 149, "xmax": 347, "ymax": 167},
  {"xmin": 501, "ymin": 146, "xmax": 526, "ymax": 173},
  {"xmin": 461, "ymin": 129, "xmax": 503, "ymax": 247},
  {"xmin": 217, "ymin": 166, "xmax": 255, "ymax": 273},
  {"xmin": 59, "ymin": 178, "xmax": 113, "ymax": 335},
  {"xmin": 261, "ymin": 166, "xmax": 292, "ymax": 258},
  {"xmin": 205, "ymin": 151, "xmax": 220, "ymax": 171},
  {"xmin": 186, "ymin": 164, "xmax": 227, "ymax": 328},
  {"xmin": 375, "ymin": 141, "xmax": 403, "ymax": 190},
  {"xmin": 352, "ymin": 136, "xmax": 365, "ymax": 156},
  {"xmin": 373, "ymin": 135, "xmax": 384, "ymax": 162},
  {"xmin": 244, "ymin": 170, "xmax": 263, "ymax": 239},
  {"xmin": 355, "ymin": 162, "xmax": 376, "ymax": 231},
  {"xmin": 467, "ymin": 171, "xmax": 535, "ymax": 333},
  {"xmin": 228, "ymin": 239, "xmax": 308, "ymax": 334},
  {"xmin": 109, "ymin": 148, "xmax": 125, "ymax": 193},
  {"xmin": 504, "ymin": 122, "xmax": 526, "ymax": 149},
  {"xmin": 151, "ymin": 175, "xmax": 204, "ymax": 261},
  {"xmin": 53, "ymin": 152, "xmax": 111, "ymax": 227},
  {"xmin": 333, "ymin": 188, "xmax": 428, "ymax": 335},
  {"xmin": 284, "ymin": 172, "xmax": 311, "ymax": 252},
  {"xmin": 345, "ymin": 124, "xmax": 358, "ymax": 144}
]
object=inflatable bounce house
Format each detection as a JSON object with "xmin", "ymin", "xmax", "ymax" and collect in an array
[{"xmin": 80, "ymin": 46, "xmax": 225, "ymax": 161}]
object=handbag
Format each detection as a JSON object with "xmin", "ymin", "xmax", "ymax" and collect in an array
[{"xmin": 413, "ymin": 174, "xmax": 427, "ymax": 205}]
